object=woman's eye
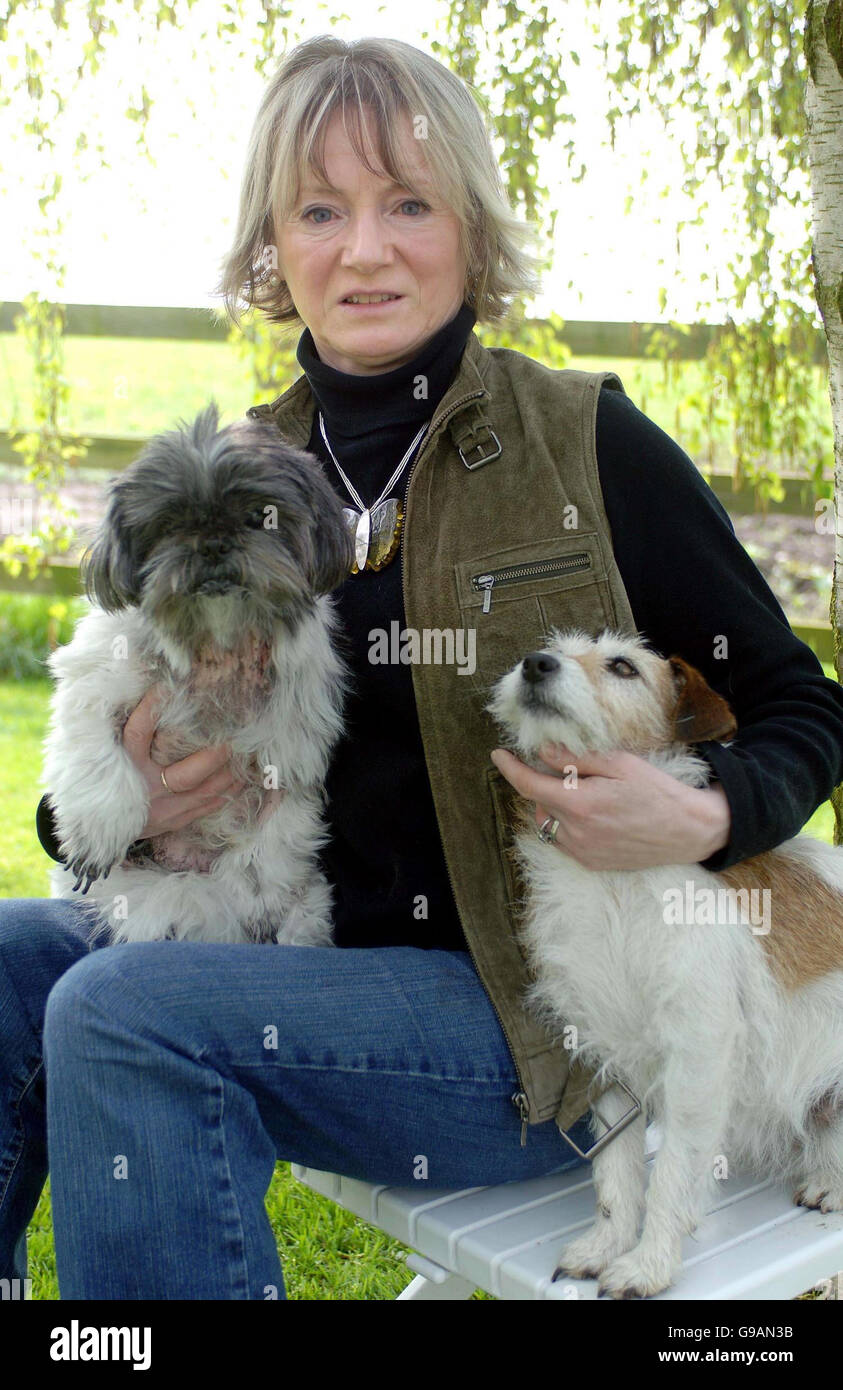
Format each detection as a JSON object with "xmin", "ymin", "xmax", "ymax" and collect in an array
[
  {"xmin": 303, "ymin": 207, "xmax": 333, "ymax": 224},
  {"xmin": 302, "ymin": 200, "xmax": 428, "ymax": 223},
  {"xmin": 608, "ymin": 657, "xmax": 639, "ymax": 678}
]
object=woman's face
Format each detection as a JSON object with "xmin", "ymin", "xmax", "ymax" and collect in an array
[{"xmin": 273, "ymin": 107, "xmax": 468, "ymax": 375}]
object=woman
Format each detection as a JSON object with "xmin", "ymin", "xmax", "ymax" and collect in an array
[{"xmin": 8, "ymin": 34, "xmax": 843, "ymax": 1299}]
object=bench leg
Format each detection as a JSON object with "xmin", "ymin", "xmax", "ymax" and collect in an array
[
  {"xmin": 398, "ymin": 1253, "xmax": 476, "ymax": 1299},
  {"xmin": 397, "ymin": 1271, "xmax": 476, "ymax": 1300}
]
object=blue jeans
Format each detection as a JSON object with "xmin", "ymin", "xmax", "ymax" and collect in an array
[{"xmin": 0, "ymin": 896, "xmax": 590, "ymax": 1299}]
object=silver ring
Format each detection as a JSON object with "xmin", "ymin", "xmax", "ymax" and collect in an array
[
  {"xmin": 537, "ymin": 815, "xmax": 560, "ymax": 845},
  {"xmin": 160, "ymin": 767, "xmax": 172, "ymax": 793}
]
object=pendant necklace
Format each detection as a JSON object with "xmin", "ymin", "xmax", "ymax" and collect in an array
[{"xmin": 318, "ymin": 411, "xmax": 430, "ymax": 575}]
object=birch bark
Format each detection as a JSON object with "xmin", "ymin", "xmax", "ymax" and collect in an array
[{"xmin": 804, "ymin": 1, "xmax": 843, "ymax": 838}]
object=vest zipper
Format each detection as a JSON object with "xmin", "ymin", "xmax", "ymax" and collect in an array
[
  {"xmin": 472, "ymin": 553, "xmax": 592, "ymax": 614},
  {"xmin": 402, "ymin": 389, "xmax": 532, "ymax": 1146}
]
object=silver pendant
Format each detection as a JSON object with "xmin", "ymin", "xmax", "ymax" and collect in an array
[
  {"xmin": 342, "ymin": 498, "xmax": 403, "ymax": 574},
  {"xmin": 354, "ymin": 508, "xmax": 371, "ymax": 572}
]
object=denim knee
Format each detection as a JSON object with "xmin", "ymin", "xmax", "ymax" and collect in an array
[
  {"xmin": 0, "ymin": 896, "xmax": 102, "ymax": 961},
  {"xmin": 42, "ymin": 942, "xmax": 203, "ymax": 1068},
  {"xmin": 43, "ymin": 946, "xmax": 138, "ymax": 1055},
  {"xmin": 0, "ymin": 898, "xmax": 101, "ymax": 1048}
]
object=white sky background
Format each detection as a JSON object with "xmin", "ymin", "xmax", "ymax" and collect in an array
[{"xmin": 0, "ymin": 0, "xmax": 814, "ymax": 324}]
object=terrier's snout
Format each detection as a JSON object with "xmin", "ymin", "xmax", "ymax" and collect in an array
[{"xmin": 521, "ymin": 652, "xmax": 560, "ymax": 684}]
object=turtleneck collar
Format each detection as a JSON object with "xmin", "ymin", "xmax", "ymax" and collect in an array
[{"xmin": 295, "ymin": 301, "xmax": 477, "ymax": 442}]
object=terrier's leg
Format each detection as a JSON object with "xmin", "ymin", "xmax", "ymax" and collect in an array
[
  {"xmin": 597, "ymin": 1050, "xmax": 733, "ymax": 1299},
  {"xmin": 794, "ymin": 1094, "xmax": 843, "ymax": 1214},
  {"xmin": 554, "ymin": 1084, "xmax": 648, "ymax": 1279}
]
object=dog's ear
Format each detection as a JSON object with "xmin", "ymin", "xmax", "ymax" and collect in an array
[
  {"xmin": 667, "ymin": 656, "xmax": 737, "ymax": 743},
  {"xmin": 308, "ymin": 504, "xmax": 354, "ymax": 595},
  {"xmin": 79, "ymin": 491, "xmax": 143, "ymax": 611},
  {"xmin": 293, "ymin": 455, "xmax": 354, "ymax": 594}
]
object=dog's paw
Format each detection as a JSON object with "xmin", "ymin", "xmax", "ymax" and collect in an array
[
  {"xmin": 596, "ymin": 1246, "xmax": 676, "ymax": 1300},
  {"xmin": 552, "ymin": 1226, "xmax": 633, "ymax": 1281},
  {"xmin": 55, "ymin": 794, "xmax": 149, "ymax": 897},
  {"xmin": 794, "ymin": 1179, "xmax": 843, "ymax": 1213},
  {"xmin": 62, "ymin": 850, "xmax": 117, "ymax": 896}
]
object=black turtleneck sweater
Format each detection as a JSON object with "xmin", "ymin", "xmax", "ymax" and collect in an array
[
  {"xmin": 299, "ymin": 304, "xmax": 480, "ymax": 948},
  {"xmin": 36, "ymin": 304, "xmax": 843, "ymax": 951}
]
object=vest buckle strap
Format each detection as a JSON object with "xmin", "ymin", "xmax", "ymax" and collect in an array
[
  {"xmin": 457, "ymin": 425, "xmax": 502, "ymax": 470},
  {"xmin": 555, "ymin": 1077, "xmax": 641, "ymax": 1159}
]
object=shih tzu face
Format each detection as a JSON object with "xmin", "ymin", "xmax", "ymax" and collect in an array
[{"xmin": 80, "ymin": 400, "xmax": 353, "ymax": 662}]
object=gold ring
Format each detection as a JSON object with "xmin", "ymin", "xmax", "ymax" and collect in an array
[{"xmin": 161, "ymin": 767, "xmax": 172, "ymax": 793}]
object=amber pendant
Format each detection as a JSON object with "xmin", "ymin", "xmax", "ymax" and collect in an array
[{"xmin": 342, "ymin": 498, "xmax": 404, "ymax": 574}]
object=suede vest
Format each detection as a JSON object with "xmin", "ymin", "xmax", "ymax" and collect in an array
[{"xmin": 247, "ymin": 330, "xmax": 638, "ymax": 1136}]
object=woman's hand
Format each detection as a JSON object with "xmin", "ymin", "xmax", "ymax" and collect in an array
[
  {"xmin": 122, "ymin": 686, "xmax": 248, "ymax": 840},
  {"xmin": 490, "ymin": 742, "xmax": 731, "ymax": 870}
]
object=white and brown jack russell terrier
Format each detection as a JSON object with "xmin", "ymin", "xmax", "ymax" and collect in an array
[{"xmin": 488, "ymin": 628, "xmax": 843, "ymax": 1298}]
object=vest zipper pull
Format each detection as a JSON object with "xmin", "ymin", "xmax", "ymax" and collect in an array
[
  {"xmin": 476, "ymin": 574, "xmax": 495, "ymax": 613},
  {"xmin": 512, "ymin": 1090, "xmax": 530, "ymax": 1146}
]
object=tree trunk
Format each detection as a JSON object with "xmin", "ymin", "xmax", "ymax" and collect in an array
[{"xmin": 804, "ymin": 1, "xmax": 843, "ymax": 842}]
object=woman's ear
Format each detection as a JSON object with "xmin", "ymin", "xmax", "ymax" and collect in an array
[{"xmin": 668, "ymin": 655, "xmax": 737, "ymax": 743}]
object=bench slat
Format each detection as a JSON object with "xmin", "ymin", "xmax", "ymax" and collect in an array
[{"xmin": 291, "ymin": 1162, "xmax": 843, "ymax": 1300}]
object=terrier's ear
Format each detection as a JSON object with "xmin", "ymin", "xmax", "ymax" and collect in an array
[{"xmin": 667, "ymin": 656, "xmax": 737, "ymax": 744}]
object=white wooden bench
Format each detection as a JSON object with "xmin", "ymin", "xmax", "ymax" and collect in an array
[{"xmin": 292, "ymin": 1136, "xmax": 843, "ymax": 1300}]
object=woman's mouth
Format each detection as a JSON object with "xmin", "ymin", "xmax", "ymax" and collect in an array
[{"xmin": 339, "ymin": 294, "xmax": 404, "ymax": 309}]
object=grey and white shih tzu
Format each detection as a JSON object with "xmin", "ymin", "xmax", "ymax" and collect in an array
[{"xmin": 41, "ymin": 401, "xmax": 353, "ymax": 947}]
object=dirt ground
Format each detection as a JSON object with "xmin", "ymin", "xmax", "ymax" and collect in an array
[{"xmin": 731, "ymin": 513, "xmax": 833, "ymax": 624}]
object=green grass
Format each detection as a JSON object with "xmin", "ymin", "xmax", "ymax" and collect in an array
[
  {"xmin": 0, "ymin": 333, "xmax": 831, "ymax": 477},
  {"xmin": 25, "ymin": 1168, "xmax": 438, "ymax": 1302},
  {"xmin": 0, "ymin": 334, "xmax": 259, "ymax": 436}
]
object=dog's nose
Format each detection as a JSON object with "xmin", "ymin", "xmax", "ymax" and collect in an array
[
  {"xmin": 521, "ymin": 652, "xmax": 560, "ymax": 684},
  {"xmin": 200, "ymin": 535, "xmax": 233, "ymax": 555}
]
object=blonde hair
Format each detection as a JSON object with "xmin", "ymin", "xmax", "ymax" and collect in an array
[{"xmin": 214, "ymin": 34, "xmax": 543, "ymax": 329}]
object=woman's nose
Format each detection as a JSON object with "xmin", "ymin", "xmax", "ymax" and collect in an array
[{"xmin": 340, "ymin": 209, "xmax": 394, "ymax": 267}]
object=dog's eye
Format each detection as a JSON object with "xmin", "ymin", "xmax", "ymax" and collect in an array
[
  {"xmin": 245, "ymin": 508, "xmax": 268, "ymax": 528},
  {"xmin": 607, "ymin": 657, "xmax": 639, "ymax": 678}
]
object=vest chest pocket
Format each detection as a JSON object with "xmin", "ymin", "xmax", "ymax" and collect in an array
[{"xmin": 455, "ymin": 533, "xmax": 614, "ymax": 702}]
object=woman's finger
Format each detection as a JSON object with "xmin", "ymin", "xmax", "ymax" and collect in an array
[
  {"xmin": 121, "ymin": 685, "xmax": 166, "ymax": 762},
  {"xmin": 490, "ymin": 747, "xmax": 575, "ymax": 804},
  {"xmin": 155, "ymin": 743, "xmax": 233, "ymax": 795},
  {"xmin": 153, "ymin": 794, "xmax": 230, "ymax": 833}
]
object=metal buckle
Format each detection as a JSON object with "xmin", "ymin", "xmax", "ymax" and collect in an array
[
  {"xmin": 556, "ymin": 1078, "xmax": 641, "ymax": 1160},
  {"xmin": 458, "ymin": 427, "xmax": 502, "ymax": 470}
]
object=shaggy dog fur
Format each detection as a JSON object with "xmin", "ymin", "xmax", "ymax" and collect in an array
[{"xmin": 42, "ymin": 402, "xmax": 352, "ymax": 946}]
